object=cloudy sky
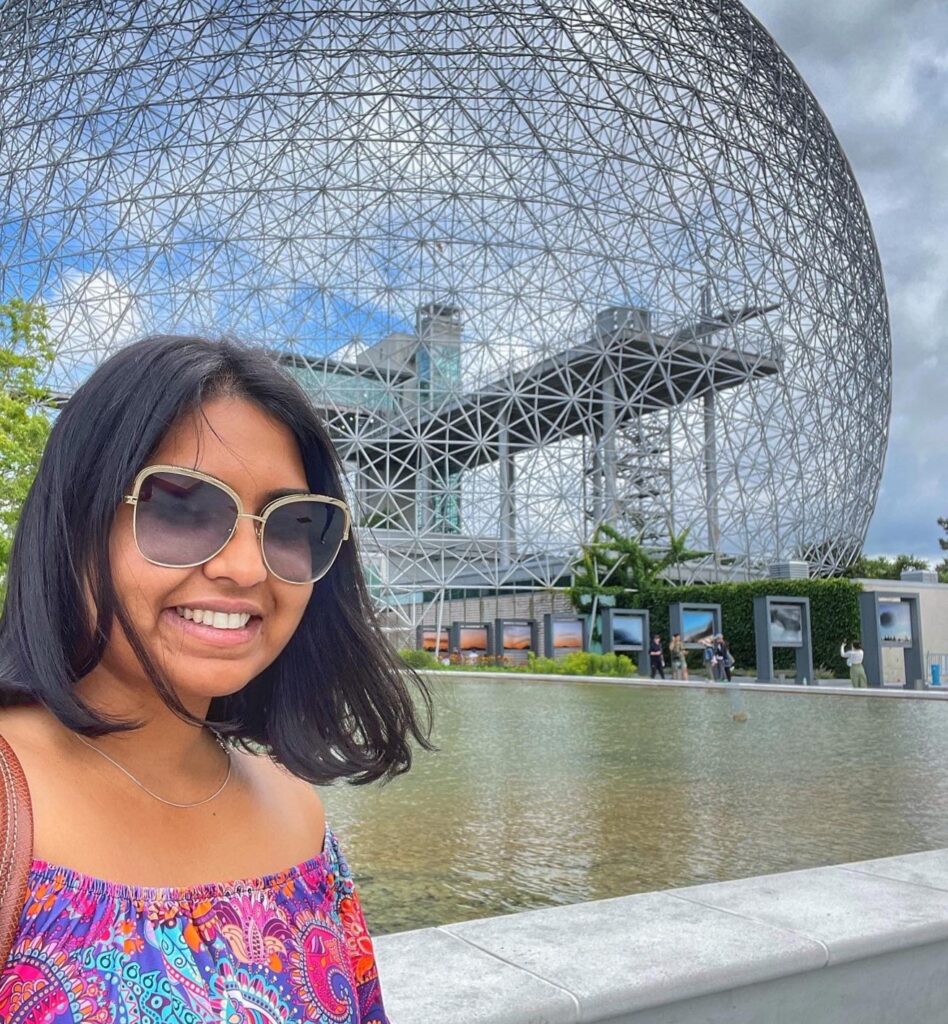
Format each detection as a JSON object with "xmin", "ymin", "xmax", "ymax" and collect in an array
[{"xmin": 745, "ymin": 0, "xmax": 948, "ymax": 563}]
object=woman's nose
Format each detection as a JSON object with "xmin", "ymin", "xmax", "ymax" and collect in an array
[{"xmin": 202, "ymin": 515, "xmax": 268, "ymax": 586}]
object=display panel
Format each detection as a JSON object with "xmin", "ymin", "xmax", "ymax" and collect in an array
[
  {"xmin": 494, "ymin": 619, "xmax": 535, "ymax": 666},
  {"xmin": 458, "ymin": 624, "xmax": 490, "ymax": 652},
  {"xmin": 501, "ymin": 622, "xmax": 532, "ymax": 650},
  {"xmin": 878, "ymin": 600, "xmax": 912, "ymax": 646},
  {"xmin": 769, "ymin": 603, "xmax": 803, "ymax": 647},
  {"xmin": 418, "ymin": 626, "xmax": 449, "ymax": 654},
  {"xmin": 551, "ymin": 618, "xmax": 584, "ymax": 658},
  {"xmin": 610, "ymin": 613, "xmax": 645, "ymax": 650},
  {"xmin": 681, "ymin": 608, "xmax": 715, "ymax": 645}
]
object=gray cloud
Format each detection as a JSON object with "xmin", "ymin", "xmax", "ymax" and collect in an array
[{"xmin": 746, "ymin": 0, "xmax": 948, "ymax": 561}]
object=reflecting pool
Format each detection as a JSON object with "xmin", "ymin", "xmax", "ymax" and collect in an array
[{"xmin": 320, "ymin": 677, "xmax": 948, "ymax": 935}]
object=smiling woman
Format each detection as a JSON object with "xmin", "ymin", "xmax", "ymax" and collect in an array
[{"xmin": 0, "ymin": 335, "xmax": 432, "ymax": 1022}]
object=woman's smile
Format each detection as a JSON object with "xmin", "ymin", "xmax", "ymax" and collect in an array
[{"xmin": 163, "ymin": 606, "xmax": 263, "ymax": 648}]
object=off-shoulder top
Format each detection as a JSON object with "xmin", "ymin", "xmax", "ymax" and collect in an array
[{"xmin": 0, "ymin": 823, "xmax": 388, "ymax": 1023}]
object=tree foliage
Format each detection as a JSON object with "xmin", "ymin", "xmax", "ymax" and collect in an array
[
  {"xmin": 937, "ymin": 519, "xmax": 948, "ymax": 583},
  {"xmin": 0, "ymin": 299, "xmax": 54, "ymax": 588},
  {"xmin": 842, "ymin": 552, "xmax": 930, "ymax": 580},
  {"xmin": 569, "ymin": 523, "xmax": 708, "ymax": 602}
]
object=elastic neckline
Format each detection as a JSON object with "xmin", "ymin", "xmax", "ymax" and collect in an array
[{"xmin": 28, "ymin": 822, "xmax": 334, "ymax": 904}]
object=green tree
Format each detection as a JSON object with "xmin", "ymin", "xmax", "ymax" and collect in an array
[
  {"xmin": 842, "ymin": 552, "xmax": 930, "ymax": 580},
  {"xmin": 570, "ymin": 523, "xmax": 708, "ymax": 603},
  {"xmin": 937, "ymin": 519, "xmax": 948, "ymax": 583},
  {"xmin": 0, "ymin": 299, "xmax": 54, "ymax": 590}
]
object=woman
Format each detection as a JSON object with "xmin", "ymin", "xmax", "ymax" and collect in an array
[
  {"xmin": 841, "ymin": 639, "xmax": 869, "ymax": 688},
  {"xmin": 0, "ymin": 335, "xmax": 432, "ymax": 1022},
  {"xmin": 714, "ymin": 635, "xmax": 734, "ymax": 683},
  {"xmin": 669, "ymin": 632, "xmax": 688, "ymax": 681},
  {"xmin": 702, "ymin": 634, "xmax": 726, "ymax": 683}
]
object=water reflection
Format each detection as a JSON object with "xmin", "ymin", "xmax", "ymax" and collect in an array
[{"xmin": 320, "ymin": 679, "xmax": 948, "ymax": 935}]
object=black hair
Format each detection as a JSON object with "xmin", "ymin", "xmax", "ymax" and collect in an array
[
  {"xmin": 854, "ymin": 641, "xmax": 863, "ymax": 650},
  {"xmin": 0, "ymin": 335, "xmax": 433, "ymax": 785}
]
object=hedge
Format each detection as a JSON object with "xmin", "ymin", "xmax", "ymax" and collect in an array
[
  {"xmin": 600, "ymin": 579, "xmax": 861, "ymax": 677},
  {"xmin": 397, "ymin": 649, "xmax": 638, "ymax": 677}
]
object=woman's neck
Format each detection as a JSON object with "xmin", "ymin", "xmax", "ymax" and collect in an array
[{"xmin": 72, "ymin": 665, "xmax": 217, "ymax": 774}]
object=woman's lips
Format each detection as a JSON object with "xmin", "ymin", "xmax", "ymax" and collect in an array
[{"xmin": 162, "ymin": 607, "xmax": 262, "ymax": 647}]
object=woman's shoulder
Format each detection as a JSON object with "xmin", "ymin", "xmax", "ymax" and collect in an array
[
  {"xmin": 0, "ymin": 704, "xmax": 73, "ymax": 772},
  {"xmin": 233, "ymin": 747, "xmax": 327, "ymax": 852}
]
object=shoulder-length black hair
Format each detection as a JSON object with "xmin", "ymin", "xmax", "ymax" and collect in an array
[{"xmin": 0, "ymin": 334, "xmax": 433, "ymax": 784}]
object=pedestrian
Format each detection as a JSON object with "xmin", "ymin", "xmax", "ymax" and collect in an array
[
  {"xmin": 715, "ymin": 634, "xmax": 734, "ymax": 683},
  {"xmin": 669, "ymin": 632, "xmax": 688, "ymax": 680},
  {"xmin": 841, "ymin": 639, "xmax": 869, "ymax": 688},
  {"xmin": 649, "ymin": 634, "xmax": 666, "ymax": 679},
  {"xmin": 700, "ymin": 635, "xmax": 716, "ymax": 680},
  {"xmin": 0, "ymin": 335, "xmax": 435, "ymax": 1021}
]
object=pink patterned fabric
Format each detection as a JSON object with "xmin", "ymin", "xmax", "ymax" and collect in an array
[{"xmin": 0, "ymin": 824, "xmax": 388, "ymax": 1023}]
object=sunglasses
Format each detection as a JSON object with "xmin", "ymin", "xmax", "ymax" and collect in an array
[{"xmin": 123, "ymin": 465, "xmax": 351, "ymax": 585}]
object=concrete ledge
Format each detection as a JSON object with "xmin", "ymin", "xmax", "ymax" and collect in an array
[
  {"xmin": 375, "ymin": 848, "xmax": 948, "ymax": 1023},
  {"xmin": 422, "ymin": 669, "xmax": 948, "ymax": 698}
]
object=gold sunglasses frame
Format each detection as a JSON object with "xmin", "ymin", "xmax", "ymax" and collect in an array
[{"xmin": 123, "ymin": 464, "xmax": 351, "ymax": 585}]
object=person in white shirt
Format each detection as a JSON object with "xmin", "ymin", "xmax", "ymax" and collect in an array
[{"xmin": 840, "ymin": 640, "xmax": 868, "ymax": 688}]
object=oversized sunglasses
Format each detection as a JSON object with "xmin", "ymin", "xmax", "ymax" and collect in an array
[{"xmin": 123, "ymin": 465, "xmax": 351, "ymax": 585}]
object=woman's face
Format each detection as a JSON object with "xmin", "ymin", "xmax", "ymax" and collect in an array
[{"xmin": 101, "ymin": 395, "xmax": 315, "ymax": 709}]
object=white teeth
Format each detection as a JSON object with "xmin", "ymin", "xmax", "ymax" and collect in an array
[{"xmin": 175, "ymin": 607, "xmax": 252, "ymax": 630}]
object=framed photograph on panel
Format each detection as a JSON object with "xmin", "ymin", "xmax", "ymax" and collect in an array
[
  {"xmin": 494, "ymin": 619, "xmax": 538, "ymax": 665},
  {"xmin": 451, "ymin": 622, "xmax": 493, "ymax": 664},
  {"xmin": 416, "ymin": 624, "xmax": 449, "ymax": 656},
  {"xmin": 878, "ymin": 600, "xmax": 912, "ymax": 646},
  {"xmin": 768, "ymin": 603, "xmax": 803, "ymax": 647},
  {"xmin": 669, "ymin": 603, "xmax": 722, "ymax": 651},
  {"xmin": 601, "ymin": 608, "xmax": 648, "ymax": 655},
  {"xmin": 543, "ymin": 615, "xmax": 588, "ymax": 659}
]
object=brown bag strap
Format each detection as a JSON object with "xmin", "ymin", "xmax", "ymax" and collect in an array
[{"xmin": 0, "ymin": 733, "xmax": 33, "ymax": 967}]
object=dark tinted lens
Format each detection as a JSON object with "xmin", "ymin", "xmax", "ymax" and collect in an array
[
  {"xmin": 263, "ymin": 499, "xmax": 346, "ymax": 583},
  {"xmin": 134, "ymin": 471, "xmax": 238, "ymax": 566}
]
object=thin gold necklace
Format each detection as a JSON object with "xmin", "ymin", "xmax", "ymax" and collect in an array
[{"xmin": 74, "ymin": 729, "xmax": 232, "ymax": 809}]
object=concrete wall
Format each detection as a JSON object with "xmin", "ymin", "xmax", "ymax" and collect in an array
[{"xmin": 375, "ymin": 847, "xmax": 948, "ymax": 1023}]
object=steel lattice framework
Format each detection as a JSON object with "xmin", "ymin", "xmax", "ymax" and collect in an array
[{"xmin": 0, "ymin": 0, "xmax": 890, "ymax": 615}]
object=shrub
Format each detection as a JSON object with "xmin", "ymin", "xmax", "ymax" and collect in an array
[
  {"xmin": 398, "ymin": 648, "xmax": 442, "ymax": 669},
  {"xmin": 527, "ymin": 650, "xmax": 637, "ymax": 677},
  {"xmin": 400, "ymin": 648, "xmax": 639, "ymax": 677}
]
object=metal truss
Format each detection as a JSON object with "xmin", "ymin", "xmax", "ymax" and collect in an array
[{"xmin": 0, "ymin": 0, "xmax": 890, "ymax": 625}]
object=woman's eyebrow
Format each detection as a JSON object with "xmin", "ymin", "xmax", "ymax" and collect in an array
[{"xmin": 262, "ymin": 486, "xmax": 311, "ymax": 503}]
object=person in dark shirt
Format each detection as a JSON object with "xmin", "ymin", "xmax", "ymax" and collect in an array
[{"xmin": 649, "ymin": 634, "xmax": 665, "ymax": 679}]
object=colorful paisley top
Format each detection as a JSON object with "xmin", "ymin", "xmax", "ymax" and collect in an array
[{"xmin": 0, "ymin": 824, "xmax": 388, "ymax": 1023}]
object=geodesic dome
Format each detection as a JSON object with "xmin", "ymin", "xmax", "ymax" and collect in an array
[{"xmin": 0, "ymin": 0, "xmax": 889, "ymax": 600}]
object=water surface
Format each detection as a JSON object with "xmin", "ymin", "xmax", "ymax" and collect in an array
[{"xmin": 320, "ymin": 678, "xmax": 948, "ymax": 935}]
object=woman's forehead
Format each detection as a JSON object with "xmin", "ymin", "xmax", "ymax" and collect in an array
[{"xmin": 152, "ymin": 397, "xmax": 308, "ymax": 492}]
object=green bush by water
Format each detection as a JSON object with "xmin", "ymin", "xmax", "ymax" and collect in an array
[
  {"xmin": 397, "ymin": 648, "xmax": 637, "ymax": 677},
  {"xmin": 398, "ymin": 648, "xmax": 443, "ymax": 669},
  {"xmin": 526, "ymin": 651, "xmax": 637, "ymax": 676}
]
